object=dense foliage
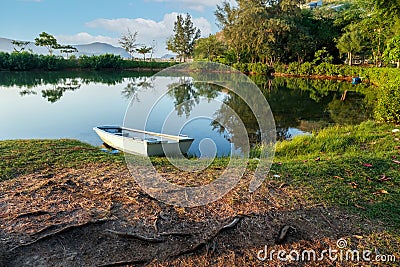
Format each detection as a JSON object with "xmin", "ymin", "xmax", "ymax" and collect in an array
[{"xmin": 194, "ymin": 0, "xmax": 400, "ymax": 66}]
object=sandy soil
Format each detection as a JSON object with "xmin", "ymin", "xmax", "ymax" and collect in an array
[{"xmin": 0, "ymin": 163, "xmax": 396, "ymax": 266}]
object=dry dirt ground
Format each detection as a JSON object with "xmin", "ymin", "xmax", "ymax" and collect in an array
[{"xmin": 0, "ymin": 163, "xmax": 398, "ymax": 266}]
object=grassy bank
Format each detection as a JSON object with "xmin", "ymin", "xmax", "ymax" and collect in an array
[
  {"xmin": 1, "ymin": 121, "xmax": 399, "ymax": 229},
  {"xmin": 272, "ymin": 121, "xmax": 400, "ymax": 228}
]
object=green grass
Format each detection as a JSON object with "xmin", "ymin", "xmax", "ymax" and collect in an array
[
  {"xmin": 0, "ymin": 139, "xmax": 124, "ymax": 181},
  {"xmin": 270, "ymin": 121, "xmax": 400, "ymax": 229},
  {"xmin": 1, "ymin": 121, "xmax": 399, "ymax": 230}
]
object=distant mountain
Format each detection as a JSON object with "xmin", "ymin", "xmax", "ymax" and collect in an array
[
  {"xmin": 73, "ymin": 42, "xmax": 130, "ymax": 58},
  {"xmin": 161, "ymin": 53, "xmax": 176, "ymax": 59},
  {"xmin": 0, "ymin": 37, "xmax": 130, "ymax": 58}
]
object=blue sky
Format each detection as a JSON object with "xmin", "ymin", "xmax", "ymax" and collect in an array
[{"xmin": 1, "ymin": 0, "xmax": 228, "ymax": 56}]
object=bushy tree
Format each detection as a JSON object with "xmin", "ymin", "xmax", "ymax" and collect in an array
[
  {"xmin": 11, "ymin": 40, "xmax": 30, "ymax": 53},
  {"xmin": 166, "ymin": 13, "xmax": 201, "ymax": 62},
  {"xmin": 383, "ymin": 35, "xmax": 400, "ymax": 68},
  {"xmin": 119, "ymin": 29, "xmax": 138, "ymax": 60},
  {"xmin": 194, "ymin": 35, "xmax": 225, "ymax": 61},
  {"xmin": 59, "ymin": 45, "xmax": 78, "ymax": 58},
  {"xmin": 34, "ymin": 32, "xmax": 59, "ymax": 55}
]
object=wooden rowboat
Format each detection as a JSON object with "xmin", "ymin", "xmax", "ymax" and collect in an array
[{"xmin": 93, "ymin": 126, "xmax": 194, "ymax": 157}]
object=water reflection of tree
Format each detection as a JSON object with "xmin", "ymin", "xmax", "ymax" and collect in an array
[
  {"xmin": 121, "ymin": 76, "xmax": 154, "ymax": 103},
  {"xmin": 166, "ymin": 78, "xmax": 220, "ymax": 117},
  {"xmin": 41, "ymin": 79, "xmax": 81, "ymax": 103},
  {"xmin": 0, "ymin": 71, "xmax": 153, "ymax": 88},
  {"xmin": 328, "ymin": 92, "xmax": 373, "ymax": 124},
  {"xmin": 19, "ymin": 89, "xmax": 37, "ymax": 96},
  {"xmin": 211, "ymin": 92, "xmax": 261, "ymax": 148}
]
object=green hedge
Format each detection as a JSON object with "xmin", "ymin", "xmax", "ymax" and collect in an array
[{"xmin": 0, "ymin": 52, "xmax": 178, "ymax": 71}]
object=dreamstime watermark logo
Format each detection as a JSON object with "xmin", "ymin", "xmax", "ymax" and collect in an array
[
  {"xmin": 123, "ymin": 62, "xmax": 276, "ymax": 207},
  {"xmin": 256, "ymin": 238, "xmax": 396, "ymax": 263}
]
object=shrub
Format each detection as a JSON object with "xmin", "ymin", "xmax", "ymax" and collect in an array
[
  {"xmin": 0, "ymin": 52, "xmax": 10, "ymax": 70},
  {"xmin": 232, "ymin": 62, "xmax": 248, "ymax": 73},
  {"xmin": 273, "ymin": 62, "xmax": 286, "ymax": 73},
  {"xmin": 38, "ymin": 55, "xmax": 66, "ymax": 70},
  {"xmin": 314, "ymin": 63, "xmax": 340, "ymax": 76},
  {"xmin": 287, "ymin": 62, "xmax": 301, "ymax": 74},
  {"xmin": 8, "ymin": 52, "xmax": 39, "ymax": 70},
  {"xmin": 298, "ymin": 62, "xmax": 314, "ymax": 75},
  {"xmin": 247, "ymin": 62, "xmax": 270, "ymax": 74},
  {"xmin": 375, "ymin": 77, "xmax": 400, "ymax": 123}
]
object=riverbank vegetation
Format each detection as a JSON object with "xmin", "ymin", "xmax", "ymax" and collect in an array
[{"xmin": 0, "ymin": 51, "xmax": 177, "ymax": 71}]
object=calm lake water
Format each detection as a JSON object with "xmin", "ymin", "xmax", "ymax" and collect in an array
[{"xmin": 0, "ymin": 71, "xmax": 374, "ymax": 157}]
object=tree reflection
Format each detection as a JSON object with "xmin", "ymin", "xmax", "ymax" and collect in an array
[
  {"xmin": 41, "ymin": 79, "xmax": 81, "ymax": 103},
  {"xmin": 121, "ymin": 76, "xmax": 154, "ymax": 103},
  {"xmin": 167, "ymin": 78, "xmax": 220, "ymax": 117},
  {"xmin": 157, "ymin": 74, "xmax": 375, "ymax": 150}
]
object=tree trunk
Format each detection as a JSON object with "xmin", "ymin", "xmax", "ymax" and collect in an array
[
  {"xmin": 397, "ymin": 61, "xmax": 400, "ymax": 68},
  {"xmin": 348, "ymin": 52, "xmax": 352, "ymax": 66}
]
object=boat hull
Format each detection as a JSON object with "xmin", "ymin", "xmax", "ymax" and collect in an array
[{"xmin": 93, "ymin": 126, "xmax": 194, "ymax": 157}]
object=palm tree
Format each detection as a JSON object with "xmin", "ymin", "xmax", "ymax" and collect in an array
[{"xmin": 136, "ymin": 46, "xmax": 152, "ymax": 61}]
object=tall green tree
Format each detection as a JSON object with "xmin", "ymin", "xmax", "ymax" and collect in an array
[
  {"xmin": 166, "ymin": 13, "xmax": 201, "ymax": 62},
  {"xmin": 336, "ymin": 30, "xmax": 364, "ymax": 66},
  {"xmin": 34, "ymin": 32, "xmax": 59, "ymax": 55},
  {"xmin": 194, "ymin": 35, "xmax": 226, "ymax": 61},
  {"xmin": 119, "ymin": 29, "xmax": 138, "ymax": 60},
  {"xmin": 383, "ymin": 35, "xmax": 400, "ymax": 68}
]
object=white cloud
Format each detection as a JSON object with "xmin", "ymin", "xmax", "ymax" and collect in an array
[
  {"xmin": 56, "ymin": 32, "xmax": 119, "ymax": 46},
  {"xmin": 83, "ymin": 13, "xmax": 212, "ymax": 56},
  {"xmin": 56, "ymin": 13, "xmax": 212, "ymax": 57},
  {"xmin": 85, "ymin": 13, "xmax": 212, "ymax": 40}
]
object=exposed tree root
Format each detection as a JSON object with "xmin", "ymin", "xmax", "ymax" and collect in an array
[
  {"xmin": 10, "ymin": 218, "xmax": 113, "ymax": 252},
  {"xmin": 105, "ymin": 229, "xmax": 165, "ymax": 243}
]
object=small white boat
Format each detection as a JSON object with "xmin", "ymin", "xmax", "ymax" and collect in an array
[{"xmin": 93, "ymin": 126, "xmax": 194, "ymax": 157}]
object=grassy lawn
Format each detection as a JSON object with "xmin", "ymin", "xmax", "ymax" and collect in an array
[{"xmin": 271, "ymin": 121, "xmax": 400, "ymax": 229}]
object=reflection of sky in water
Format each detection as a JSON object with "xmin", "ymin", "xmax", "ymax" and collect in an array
[
  {"xmin": 0, "ymin": 77, "xmax": 238, "ymax": 157},
  {"xmin": 0, "ymin": 74, "xmax": 369, "ymax": 156},
  {"xmin": 285, "ymin": 127, "xmax": 312, "ymax": 139},
  {"xmin": 124, "ymin": 77, "xmax": 235, "ymax": 157}
]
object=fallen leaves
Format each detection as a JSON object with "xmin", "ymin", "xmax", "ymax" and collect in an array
[
  {"xmin": 378, "ymin": 175, "xmax": 391, "ymax": 182},
  {"xmin": 363, "ymin": 163, "xmax": 373, "ymax": 167},
  {"xmin": 392, "ymin": 159, "xmax": 400, "ymax": 164},
  {"xmin": 373, "ymin": 189, "xmax": 389, "ymax": 195},
  {"xmin": 349, "ymin": 182, "xmax": 358, "ymax": 189}
]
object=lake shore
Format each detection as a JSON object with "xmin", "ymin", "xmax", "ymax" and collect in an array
[{"xmin": 1, "ymin": 121, "xmax": 399, "ymax": 266}]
